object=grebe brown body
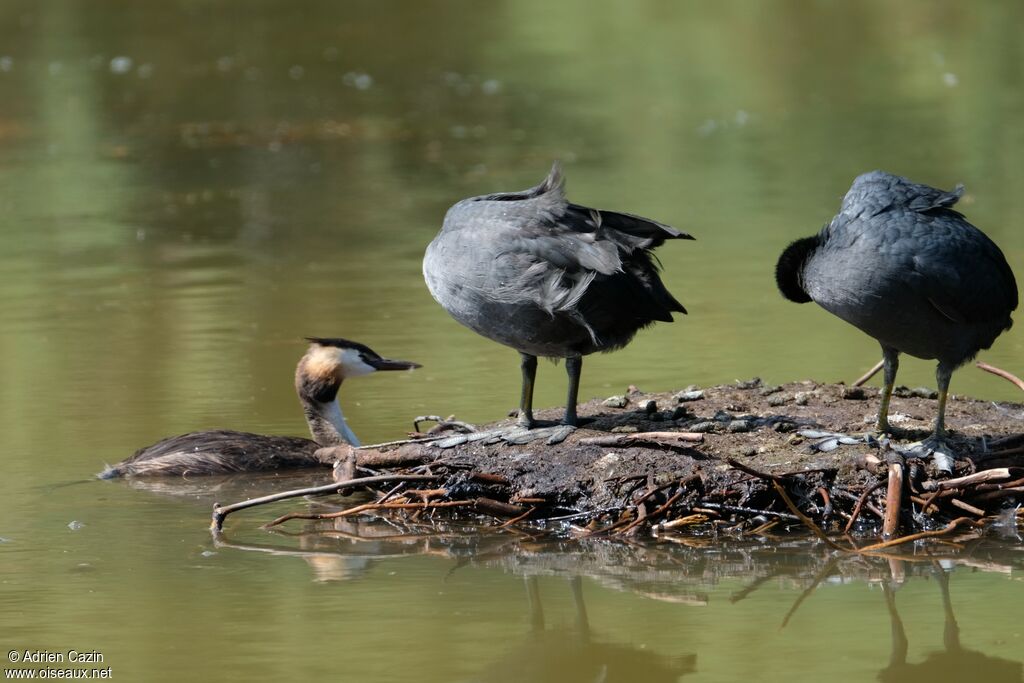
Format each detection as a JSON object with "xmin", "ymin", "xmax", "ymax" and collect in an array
[{"xmin": 98, "ymin": 338, "xmax": 419, "ymax": 478}]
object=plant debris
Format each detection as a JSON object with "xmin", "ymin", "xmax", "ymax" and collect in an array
[{"xmin": 212, "ymin": 380, "xmax": 1024, "ymax": 548}]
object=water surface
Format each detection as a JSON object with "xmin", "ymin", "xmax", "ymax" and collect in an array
[{"xmin": 2, "ymin": 2, "xmax": 1022, "ymax": 680}]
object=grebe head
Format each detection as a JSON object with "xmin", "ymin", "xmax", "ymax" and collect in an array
[{"xmin": 295, "ymin": 337, "xmax": 421, "ymax": 447}]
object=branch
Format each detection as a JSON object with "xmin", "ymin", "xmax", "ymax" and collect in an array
[
  {"xmin": 210, "ymin": 474, "xmax": 440, "ymax": 530},
  {"xmin": 976, "ymin": 361, "xmax": 1024, "ymax": 392}
]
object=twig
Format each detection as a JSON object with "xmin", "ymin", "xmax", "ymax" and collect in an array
[
  {"xmin": 544, "ymin": 506, "xmax": 625, "ymax": 523},
  {"xmin": 854, "ymin": 359, "xmax": 885, "ymax": 387},
  {"xmin": 882, "ymin": 461, "xmax": 904, "ymax": 540},
  {"xmin": 771, "ymin": 481, "xmax": 848, "ymax": 551},
  {"xmin": 660, "ymin": 514, "xmax": 709, "ymax": 530},
  {"xmin": 579, "ymin": 431, "xmax": 704, "ymax": 447},
  {"xmin": 976, "ymin": 361, "xmax": 1024, "ymax": 392},
  {"xmin": 265, "ymin": 499, "xmax": 475, "ymax": 528},
  {"xmin": 693, "ymin": 502, "xmax": 799, "ymax": 521},
  {"xmin": 947, "ymin": 498, "xmax": 985, "ymax": 516},
  {"xmin": 618, "ymin": 489, "xmax": 685, "ymax": 535},
  {"xmin": 854, "ymin": 518, "xmax": 978, "ymax": 552},
  {"xmin": 210, "ymin": 474, "xmax": 440, "ymax": 530},
  {"xmin": 920, "ymin": 468, "xmax": 1013, "ymax": 492},
  {"xmin": 845, "ymin": 480, "xmax": 886, "ymax": 533},
  {"xmin": 497, "ymin": 507, "xmax": 536, "ymax": 529}
]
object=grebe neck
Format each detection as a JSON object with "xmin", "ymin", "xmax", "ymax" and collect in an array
[{"xmin": 303, "ymin": 396, "xmax": 360, "ymax": 447}]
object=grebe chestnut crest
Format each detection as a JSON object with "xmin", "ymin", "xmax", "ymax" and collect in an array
[{"xmin": 98, "ymin": 337, "xmax": 420, "ymax": 478}]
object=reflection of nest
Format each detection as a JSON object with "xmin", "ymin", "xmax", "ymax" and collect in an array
[
  {"xmin": 213, "ymin": 512, "xmax": 1024, "ymax": 598},
  {"xmin": 212, "ymin": 516, "xmax": 1022, "ymax": 681}
]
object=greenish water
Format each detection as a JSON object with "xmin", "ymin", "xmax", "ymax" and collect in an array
[{"xmin": 1, "ymin": 1, "xmax": 1022, "ymax": 681}]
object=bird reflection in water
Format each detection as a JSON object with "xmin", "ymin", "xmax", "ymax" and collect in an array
[
  {"xmin": 877, "ymin": 563, "xmax": 1022, "ymax": 683},
  {"xmin": 465, "ymin": 576, "xmax": 696, "ymax": 683}
]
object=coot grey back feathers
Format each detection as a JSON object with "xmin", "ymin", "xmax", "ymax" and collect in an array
[
  {"xmin": 776, "ymin": 170, "xmax": 1017, "ymax": 466},
  {"xmin": 423, "ymin": 163, "xmax": 691, "ymax": 430}
]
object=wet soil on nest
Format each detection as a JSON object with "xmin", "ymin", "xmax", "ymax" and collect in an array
[
  {"xmin": 390, "ymin": 379, "xmax": 1023, "ymax": 506},
  {"xmin": 213, "ymin": 379, "xmax": 1024, "ymax": 540}
]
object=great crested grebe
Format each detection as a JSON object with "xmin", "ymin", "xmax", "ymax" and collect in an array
[
  {"xmin": 423, "ymin": 163, "xmax": 691, "ymax": 443},
  {"xmin": 98, "ymin": 337, "xmax": 420, "ymax": 478},
  {"xmin": 776, "ymin": 171, "xmax": 1017, "ymax": 469}
]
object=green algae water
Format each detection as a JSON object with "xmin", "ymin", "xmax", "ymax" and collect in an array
[{"xmin": 1, "ymin": 1, "xmax": 1022, "ymax": 680}]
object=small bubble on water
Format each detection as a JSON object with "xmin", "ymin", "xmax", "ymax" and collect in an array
[
  {"xmin": 216, "ymin": 56, "xmax": 234, "ymax": 73},
  {"xmin": 943, "ymin": 72, "xmax": 958, "ymax": 87},
  {"xmin": 734, "ymin": 109, "xmax": 750, "ymax": 126},
  {"xmin": 289, "ymin": 65, "xmax": 305, "ymax": 80},
  {"xmin": 48, "ymin": 61, "xmax": 63, "ymax": 76},
  {"xmin": 243, "ymin": 66, "xmax": 261, "ymax": 81},
  {"xmin": 136, "ymin": 228, "xmax": 146, "ymax": 241},
  {"xmin": 109, "ymin": 56, "xmax": 133, "ymax": 74},
  {"xmin": 696, "ymin": 119, "xmax": 718, "ymax": 137},
  {"xmin": 137, "ymin": 63, "xmax": 154, "ymax": 79},
  {"xmin": 481, "ymin": 79, "xmax": 501, "ymax": 95},
  {"xmin": 201, "ymin": 550, "xmax": 217, "ymax": 557},
  {"xmin": 0, "ymin": 56, "xmax": 13, "ymax": 72},
  {"xmin": 67, "ymin": 520, "xmax": 85, "ymax": 531},
  {"xmin": 322, "ymin": 46, "xmax": 339, "ymax": 61},
  {"xmin": 343, "ymin": 71, "xmax": 373, "ymax": 90}
]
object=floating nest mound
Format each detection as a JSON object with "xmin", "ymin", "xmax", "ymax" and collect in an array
[{"xmin": 213, "ymin": 379, "xmax": 1024, "ymax": 549}]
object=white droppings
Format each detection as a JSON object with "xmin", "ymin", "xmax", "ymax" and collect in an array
[{"xmin": 109, "ymin": 56, "xmax": 133, "ymax": 74}]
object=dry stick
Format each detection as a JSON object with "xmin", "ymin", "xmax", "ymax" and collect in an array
[
  {"xmin": 947, "ymin": 498, "xmax": 986, "ymax": 516},
  {"xmin": 619, "ymin": 489, "xmax": 685, "ymax": 535},
  {"xmin": 845, "ymin": 480, "xmax": 887, "ymax": 533},
  {"xmin": 771, "ymin": 482, "xmax": 849, "ymax": 552},
  {"xmin": 882, "ymin": 461, "xmax": 904, "ymax": 540},
  {"xmin": 917, "ymin": 489, "xmax": 943, "ymax": 515},
  {"xmin": 660, "ymin": 514, "xmax": 709, "ymax": 530},
  {"xmin": 497, "ymin": 507, "xmax": 536, "ymax": 529},
  {"xmin": 854, "ymin": 359, "xmax": 885, "ymax": 387},
  {"xmin": 854, "ymin": 518, "xmax": 978, "ymax": 552},
  {"xmin": 835, "ymin": 489, "xmax": 886, "ymax": 520},
  {"xmin": 210, "ymin": 473, "xmax": 440, "ymax": 530},
  {"xmin": 973, "ymin": 486, "xmax": 1024, "ymax": 503},
  {"xmin": 266, "ymin": 499, "xmax": 475, "ymax": 528},
  {"xmin": 693, "ymin": 502, "xmax": 800, "ymax": 521},
  {"xmin": 579, "ymin": 432, "xmax": 704, "ymax": 447},
  {"xmin": 976, "ymin": 361, "xmax": 1024, "ymax": 391},
  {"xmin": 921, "ymin": 468, "xmax": 1013, "ymax": 492}
]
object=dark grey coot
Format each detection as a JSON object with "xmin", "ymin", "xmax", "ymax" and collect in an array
[{"xmin": 776, "ymin": 170, "xmax": 1018, "ymax": 466}]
